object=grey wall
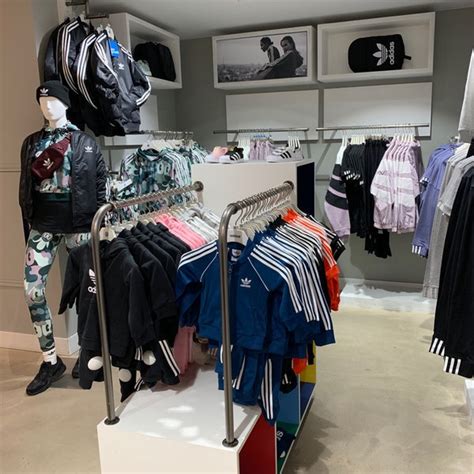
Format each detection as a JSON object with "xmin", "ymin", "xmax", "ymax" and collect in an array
[{"xmin": 176, "ymin": 8, "xmax": 474, "ymax": 284}]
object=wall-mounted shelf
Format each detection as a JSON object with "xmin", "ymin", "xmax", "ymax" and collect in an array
[
  {"xmin": 317, "ymin": 12, "xmax": 435, "ymax": 83},
  {"xmin": 106, "ymin": 12, "xmax": 182, "ymax": 90}
]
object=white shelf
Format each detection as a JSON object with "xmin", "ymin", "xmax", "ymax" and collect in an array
[
  {"xmin": 148, "ymin": 76, "xmax": 182, "ymax": 90},
  {"xmin": 107, "ymin": 12, "xmax": 182, "ymax": 90},
  {"xmin": 317, "ymin": 12, "xmax": 435, "ymax": 83}
]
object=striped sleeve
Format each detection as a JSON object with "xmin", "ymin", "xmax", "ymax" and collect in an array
[{"xmin": 176, "ymin": 242, "xmax": 218, "ymax": 327}]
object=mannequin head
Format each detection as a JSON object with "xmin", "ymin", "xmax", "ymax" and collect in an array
[
  {"xmin": 39, "ymin": 97, "xmax": 68, "ymax": 125},
  {"xmin": 35, "ymin": 80, "xmax": 71, "ymax": 129}
]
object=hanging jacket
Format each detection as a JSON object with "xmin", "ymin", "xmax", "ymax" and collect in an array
[
  {"xmin": 19, "ymin": 129, "xmax": 107, "ymax": 231},
  {"xmin": 43, "ymin": 19, "xmax": 70, "ymax": 82},
  {"xmin": 89, "ymin": 32, "xmax": 151, "ymax": 135},
  {"xmin": 58, "ymin": 17, "xmax": 92, "ymax": 95},
  {"xmin": 43, "ymin": 17, "xmax": 91, "ymax": 129},
  {"xmin": 74, "ymin": 31, "xmax": 119, "ymax": 136}
]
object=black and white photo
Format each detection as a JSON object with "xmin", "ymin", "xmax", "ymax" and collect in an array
[{"xmin": 213, "ymin": 27, "xmax": 315, "ymax": 88}]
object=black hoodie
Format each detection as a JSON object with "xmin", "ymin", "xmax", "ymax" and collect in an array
[
  {"xmin": 118, "ymin": 232, "xmax": 178, "ymax": 343},
  {"xmin": 61, "ymin": 239, "xmax": 155, "ymax": 359},
  {"xmin": 59, "ymin": 242, "xmax": 98, "ymax": 349},
  {"xmin": 131, "ymin": 226, "xmax": 177, "ymax": 283}
]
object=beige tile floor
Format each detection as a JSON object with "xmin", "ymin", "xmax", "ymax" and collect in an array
[{"xmin": 0, "ymin": 307, "xmax": 473, "ymax": 473}]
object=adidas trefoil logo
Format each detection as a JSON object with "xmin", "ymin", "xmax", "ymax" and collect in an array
[
  {"xmin": 42, "ymin": 157, "xmax": 53, "ymax": 170},
  {"xmin": 240, "ymin": 277, "xmax": 251, "ymax": 288},
  {"xmin": 88, "ymin": 268, "xmax": 97, "ymax": 294},
  {"xmin": 39, "ymin": 88, "xmax": 49, "ymax": 95},
  {"xmin": 84, "ymin": 145, "xmax": 93, "ymax": 153},
  {"xmin": 373, "ymin": 41, "xmax": 395, "ymax": 67}
]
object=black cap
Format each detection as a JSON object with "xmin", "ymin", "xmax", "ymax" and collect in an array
[{"xmin": 36, "ymin": 80, "xmax": 71, "ymax": 108}]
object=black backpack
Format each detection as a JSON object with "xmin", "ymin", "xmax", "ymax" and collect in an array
[
  {"xmin": 133, "ymin": 42, "xmax": 176, "ymax": 82},
  {"xmin": 348, "ymin": 34, "xmax": 411, "ymax": 73}
]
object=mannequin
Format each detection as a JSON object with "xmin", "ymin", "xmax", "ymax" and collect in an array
[
  {"xmin": 19, "ymin": 80, "xmax": 107, "ymax": 396},
  {"xmin": 39, "ymin": 96, "xmax": 69, "ymax": 130}
]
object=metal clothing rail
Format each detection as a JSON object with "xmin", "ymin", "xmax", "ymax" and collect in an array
[
  {"xmin": 315, "ymin": 122, "xmax": 430, "ymax": 132},
  {"xmin": 213, "ymin": 127, "xmax": 309, "ymax": 134},
  {"xmin": 218, "ymin": 180, "xmax": 295, "ymax": 447},
  {"xmin": 135, "ymin": 130, "xmax": 194, "ymax": 138},
  {"xmin": 90, "ymin": 181, "xmax": 204, "ymax": 425}
]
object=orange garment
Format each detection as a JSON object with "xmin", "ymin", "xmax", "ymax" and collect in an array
[
  {"xmin": 293, "ymin": 357, "xmax": 308, "ymax": 374},
  {"xmin": 283, "ymin": 210, "xmax": 341, "ymax": 310}
]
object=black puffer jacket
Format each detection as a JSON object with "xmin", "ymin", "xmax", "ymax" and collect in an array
[{"xmin": 19, "ymin": 130, "xmax": 107, "ymax": 230}]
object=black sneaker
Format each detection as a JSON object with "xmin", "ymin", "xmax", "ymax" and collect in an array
[
  {"xmin": 72, "ymin": 357, "xmax": 80, "ymax": 379},
  {"xmin": 26, "ymin": 357, "xmax": 66, "ymax": 396}
]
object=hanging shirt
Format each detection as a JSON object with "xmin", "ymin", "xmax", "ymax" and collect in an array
[
  {"xmin": 412, "ymin": 144, "xmax": 458, "ymax": 257},
  {"xmin": 324, "ymin": 142, "xmax": 351, "ymax": 238}
]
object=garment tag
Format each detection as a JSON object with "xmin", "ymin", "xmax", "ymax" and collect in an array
[
  {"xmin": 228, "ymin": 228, "xmax": 243, "ymax": 243},
  {"xmin": 109, "ymin": 39, "xmax": 120, "ymax": 58},
  {"xmin": 116, "ymin": 178, "xmax": 133, "ymax": 193},
  {"xmin": 230, "ymin": 248, "xmax": 242, "ymax": 262}
]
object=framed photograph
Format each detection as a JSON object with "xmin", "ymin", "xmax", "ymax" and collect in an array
[{"xmin": 212, "ymin": 26, "xmax": 316, "ymax": 89}]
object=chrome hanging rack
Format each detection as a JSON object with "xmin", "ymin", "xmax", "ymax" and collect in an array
[
  {"xmin": 91, "ymin": 181, "xmax": 204, "ymax": 425},
  {"xmin": 218, "ymin": 180, "xmax": 295, "ymax": 447},
  {"xmin": 137, "ymin": 130, "xmax": 194, "ymax": 139},
  {"xmin": 213, "ymin": 127, "xmax": 309, "ymax": 134},
  {"xmin": 315, "ymin": 122, "xmax": 430, "ymax": 132}
]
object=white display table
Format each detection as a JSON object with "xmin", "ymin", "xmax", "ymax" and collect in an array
[{"xmin": 97, "ymin": 366, "xmax": 261, "ymax": 474}]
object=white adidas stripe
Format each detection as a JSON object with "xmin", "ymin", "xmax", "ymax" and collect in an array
[
  {"xmin": 178, "ymin": 245, "xmax": 217, "ymax": 269},
  {"xmin": 264, "ymin": 237, "xmax": 320, "ymax": 322},
  {"xmin": 158, "ymin": 340, "xmax": 179, "ymax": 376},
  {"xmin": 275, "ymin": 228, "xmax": 332, "ymax": 329},
  {"xmin": 61, "ymin": 20, "xmax": 80, "ymax": 93},
  {"xmin": 233, "ymin": 355, "xmax": 246, "ymax": 390},
  {"xmin": 178, "ymin": 241, "xmax": 217, "ymax": 265},
  {"xmin": 257, "ymin": 241, "xmax": 315, "ymax": 322},
  {"xmin": 251, "ymin": 250, "xmax": 302, "ymax": 313},
  {"xmin": 77, "ymin": 34, "xmax": 98, "ymax": 109},
  {"xmin": 272, "ymin": 232, "xmax": 329, "ymax": 326}
]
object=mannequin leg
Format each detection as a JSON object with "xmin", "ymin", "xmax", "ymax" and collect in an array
[{"xmin": 24, "ymin": 229, "xmax": 63, "ymax": 363}]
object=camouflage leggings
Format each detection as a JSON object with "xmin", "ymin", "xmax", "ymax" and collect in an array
[{"xmin": 24, "ymin": 229, "xmax": 90, "ymax": 352}]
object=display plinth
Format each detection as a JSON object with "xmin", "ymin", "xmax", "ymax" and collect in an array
[{"xmin": 97, "ymin": 366, "xmax": 268, "ymax": 473}]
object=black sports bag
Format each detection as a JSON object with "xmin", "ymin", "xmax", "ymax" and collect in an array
[{"xmin": 348, "ymin": 34, "xmax": 411, "ymax": 73}]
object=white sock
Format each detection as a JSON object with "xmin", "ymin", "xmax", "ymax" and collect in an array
[{"xmin": 42, "ymin": 348, "xmax": 57, "ymax": 365}]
